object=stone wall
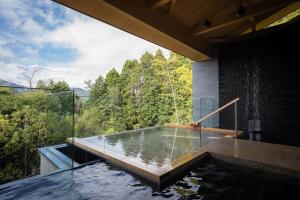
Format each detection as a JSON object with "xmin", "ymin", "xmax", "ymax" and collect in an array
[{"xmin": 218, "ymin": 20, "xmax": 300, "ymax": 142}]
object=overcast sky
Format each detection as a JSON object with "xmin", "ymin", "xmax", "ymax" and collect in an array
[{"xmin": 0, "ymin": 0, "xmax": 169, "ymax": 88}]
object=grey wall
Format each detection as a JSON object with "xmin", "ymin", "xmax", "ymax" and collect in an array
[
  {"xmin": 192, "ymin": 59, "xmax": 219, "ymax": 127},
  {"xmin": 40, "ymin": 154, "xmax": 58, "ymax": 175}
]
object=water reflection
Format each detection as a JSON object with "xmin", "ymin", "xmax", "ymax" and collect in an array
[
  {"xmin": 169, "ymin": 128, "xmax": 178, "ymax": 163},
  {"xmin": 85, "ymin": 127, "xmax": 222, "ymax": 168}
]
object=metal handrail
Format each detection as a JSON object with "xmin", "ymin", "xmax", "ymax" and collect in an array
[{"xmin": 191, "ymin": 97, "xmax": 240, "ymax": 136}]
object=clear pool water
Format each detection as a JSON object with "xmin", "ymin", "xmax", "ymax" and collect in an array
[
  {"xmin": 1, "ymin": 159, "xmax": 299, "ymax": 200},
  {"xmin": 81, "ymin": 127, "xmax": 223, "ymax": 167}
]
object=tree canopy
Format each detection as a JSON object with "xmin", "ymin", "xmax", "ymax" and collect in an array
[
  {"xmin": 77, "ymin": 49, "xmax": 192, "ymax": 135},
  {"xmin": 0, "ymin": 86, "xmax": 73, "ymax": 183}
]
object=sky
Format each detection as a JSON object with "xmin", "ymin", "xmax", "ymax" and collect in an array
[{"xmin": 0, "ymin": 0, "xmax": 169, "ymax": 88}]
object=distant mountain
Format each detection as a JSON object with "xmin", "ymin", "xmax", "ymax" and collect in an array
[
  {"xmin": 0, "ymin": 79, "xmax": 90, "ymax": 99},
  {"xmin": 71, "ymin": 87, "xmax": 89, "ymax": 98},
  {"xmin": 0, "ymin": 79, "xmax": 25, "ymax": 88}
]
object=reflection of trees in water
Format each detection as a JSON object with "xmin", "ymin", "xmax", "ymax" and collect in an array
[
  {"xmin": 104, "ymin": 131, "xmax": 143, "ymax": 157},
  {"xmin": 139, "ymin": 129, "xmax": 171, "ymax": 166},
  {"xmin": 105, "ymin": 127, "xmax": 199, "ymax": 167},
  {"xmin": 104, "ymin": 134, "xmax": 121, "ymax": 146},
  {"xmin": 118, "ymin": 132, "xmax": 142, "ymax": 157}
]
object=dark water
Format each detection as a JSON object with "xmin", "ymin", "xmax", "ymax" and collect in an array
[{"xmin": 1, "ymin": 159, "xmax": 299, "ymax": 200}]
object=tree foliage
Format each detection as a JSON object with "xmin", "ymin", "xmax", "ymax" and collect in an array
[
  {"xmin": 77, "ymin": 49, "xmax": 192, "ymax": 135},
  {"xmin": 0, "ymin": 85, "xmax": 73, "ymax": 183}
]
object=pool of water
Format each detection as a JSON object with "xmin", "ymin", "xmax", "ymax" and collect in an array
[
  {"xmin": 1, "ymin": 159, "xmax": 299, "ymax": 200},
  {"xmin": 81, "ymin": 127, "xmax": 223, "ymax": 167}
]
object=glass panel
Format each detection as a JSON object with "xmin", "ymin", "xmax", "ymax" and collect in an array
[
  {"xmin": 192, "ymin": 98, "xmax": 219, "ymax": 128},
  {"xmin": 200, "ymin": 98, "xmax": 218, "ymax": 128},
  {"xmin": 75, "ymin": 96, "xmax": 193, "ymax": 138},
  {"xmin": 0, "ymin": 86, "xmax": 75, "ymax": 185},
  {"xmin": 192, "ymin": 98, "xmax": 201, "ymax": 122}
]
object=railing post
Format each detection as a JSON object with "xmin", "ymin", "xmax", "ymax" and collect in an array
[
  {"xmin": 234, "ymin": 101, "xmax": 237, "ymax": 137},
  {"xmin": 72, "ymin": 90, "xmax": 75, "ymax": 169},
  {"xmin": 199, "ymin": 122, "xmax": 202, "ymax": 146}
]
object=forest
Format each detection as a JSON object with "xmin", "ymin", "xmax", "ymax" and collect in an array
[
  {"xmin": 77, "ymin": 50, "xmax": 192, "ymax": 136},
  {"xmin": 0, "ymin": 49, "xmax": 192, "ymax": 183}
]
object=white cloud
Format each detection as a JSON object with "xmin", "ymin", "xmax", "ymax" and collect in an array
[
  {"xmin": 0, "ymin": 62, "xmax": 23, "ymax": 84},
  {"xmin": 36, "ymin": 12, "xmax": 169, "ymax": 87},
  {"xmin": 0, "ymin": 0, "xmax": 29, "ymax": 27},
  {"xmin": 21, "ymin": 18, "xmax": 45, "ymax": 35},
  {"xmin": 0, "ymin": 0, "xmax": 170, "ymax": 88},
  {"xmin": 0, "ymin": 47, "xmax": 13, "ymax": 59}
]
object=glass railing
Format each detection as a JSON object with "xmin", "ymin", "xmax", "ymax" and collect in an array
[
  {"xmin": 73, "ymin": 96, "xmax": 240, "ymax": 139},
  {"xmin": 192, "ymin": 97, "xmax": 242, "ymax": 133},
  {"xmin": 0, "ymin": 86, "xmax": 75, "ymax": 184},
  {"xmin": 192, "ymin": 97, "xmax": 219, "ymax": 128},
  {"xmin": 194, "ymin": 98, "xmax": 240, "ymax": 136},
  {"xmin": 75, "ymin": 96, "xmax": 193, "ymax": 138},
  {"xmin": 1, "ymin": 88, "xmax": 197, "ymax": 184}
]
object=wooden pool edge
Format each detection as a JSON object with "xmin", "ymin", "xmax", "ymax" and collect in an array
[
  {"xmin": 164, "ymin": 124, "xmax": 242, "ymax": 136},
  {"xmin": 67, "ymin": 137, "xmax": 209, "ymax": 186},
  {"xmin": 159, "ymin": 151, "xmax": 209, "ymax": 185}
]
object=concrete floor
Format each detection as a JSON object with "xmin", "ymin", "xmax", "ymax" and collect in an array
[{"xmin": 206, "ymin": 137, "xmax": 300, "ymax": 178}]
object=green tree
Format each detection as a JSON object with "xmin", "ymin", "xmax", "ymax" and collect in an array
[
  {"xmin": 167, "ymin": 52, "xmax": 192, "ymax": 123},
  {"xmin": 104, "ymin": 68, "xmax": 123, "ymax": 132},
  {"xmin": 81, "ymin": 75, "xmax": 109, "ymax": 134},
  {"xmin": 0, "ymin": 87, "xmax": 73, "ymax": 183},
  {"xmin": 36, "ymin": 79, "xmax": 73, "ymax": 114},
  {"xmin": 120, "ymin": 60, "xmax": 143, "ymax": 129},
  {"xmin": 77, "ymin": 49, "xmax": 193, "ymax": 134}
]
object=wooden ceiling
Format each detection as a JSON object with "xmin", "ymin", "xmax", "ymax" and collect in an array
[{"xmin": 54, "ymin": 0, "xmax": 300, "ymax": 61}]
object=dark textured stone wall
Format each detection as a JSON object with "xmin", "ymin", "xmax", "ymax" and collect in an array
[{"xmin": 218, "ymin": 20, "xmax": 300, "ymax": 142}]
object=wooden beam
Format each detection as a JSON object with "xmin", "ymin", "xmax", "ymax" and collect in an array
[
  {"xmin": 168, "ymin": 0, "xmax": 176, "ymax": 15},
  {"xmin": 104, "ymin": 0, "xmax": 212, "ymax": 59},
  {"xmin": 206, "ymin": 37, "xmax": 229, "ymax": 43},
  {"xmin": 149, "ymin": 0, "xmax": 170, "ymax": 10},
  {"xmin": 53, "ymin": 0, "xmax": 212, "ymax": 61},
  {"xmin": 224, "ymin": 20, "xmax": 253, "ymax": 38},
  {"xmin": 242, "ymin": 1, "xmax": 300, "ymax": 34},
  {"xmin": 249, "ymin": 17, "xmax": 257, "ymax": 32},
  {"xmin": 193, "ymin": 0, "xmax": 294, "ymax": 36}
]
